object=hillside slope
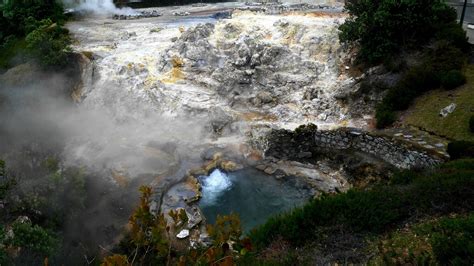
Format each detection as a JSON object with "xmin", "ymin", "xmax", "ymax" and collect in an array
[{"xmin": 402, "ymin": 64, "xmax": 474, "ymax": 142}]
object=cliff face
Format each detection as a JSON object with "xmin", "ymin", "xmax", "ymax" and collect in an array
[{"xmin": 159, "ymin": 11, "xmax": 356, "ymax": 126}]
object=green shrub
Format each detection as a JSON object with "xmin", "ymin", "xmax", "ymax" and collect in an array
[
  {"xmin": 371, "ymin": 214, "xmax": 474, "ymax": 265},
  {"xmin": 0, "ymin": 220, "xmax": 58, "ymax": 265},
  {"xmin": 435, "ymin": 22, "xmax": 470, "ymax": 52},
  {"xmin": 25, "ymin": 19, "xmax": 71, "ymax": 68},
  {"xmin": 447, "ymin": 141, "xmax": 474, "ymax": 159},
  {"xmin": 382, "ymin": 87, "xmax": 412, "ymax": 112},
  {"xmin": 430, "ymin": 215, "xmax": 474, "ymax": 265},
  {"xmin": 440, "ymin": 70, "xmax": 466, "ymax": 90},
  {"xmin": 0, "ymin": 0, "xmax": 66, "ymax": 44},
  {"xmin": 390, "ymin": 169, "xmax": 422, "ymax": 185},
  {"xmin": 400, "ymin": 64, "xmax": 439, "ymax": 93},
  {"xmin": 440, "ymin": 159, "xmax": 474, "ymax": 171},
  {"xmin": 423, "ymin": 41, "xmax": 466, "ymax": 74},
  {"xmin": 375, "ymin": 103, "xmax": 396, "ymax": 128},
  {"xmin": 384, "ymin": 56, "xmax": 406, "ymax": 73},
  {"xmin": 339, "ymin": 0, "xmax": 460, "ymax": 64},
  {"xmin": 469, "ymin": 116, "xmax": 474, "ymax": 133}
]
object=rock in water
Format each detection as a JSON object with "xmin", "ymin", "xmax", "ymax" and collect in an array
[
  {"xmin": 440, "ymin": 103, "xmax": 457, "ymax": 117},
  {"xmin": 176, "ymin": 229, "xmax": 190, "ymax": 239}
]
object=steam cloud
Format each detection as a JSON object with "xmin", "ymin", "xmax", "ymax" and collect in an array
[
  {"xmin": 0, "ymin": 63, "xmax": 211, "ymax": 262},
  {"xmin": 62, "ymin": 0, "xmax": 137, "ymax": 15}
]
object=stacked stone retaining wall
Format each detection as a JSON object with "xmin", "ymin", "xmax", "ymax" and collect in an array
[
  {"xmin": 265, "ymin": 126, "xmax": 446, "ymax": 169},
  {"xmin": 313, "ymin": 129, "xmax": 444, "ymax": 169}
]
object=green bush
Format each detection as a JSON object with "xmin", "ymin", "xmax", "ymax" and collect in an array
[
  {"xmin": 430, "ymin": 215, "xmax": 474, "ymax": 265},
  {"xmin": 423, "ymin": 41, "xmax": 466, "ymax": 74},
  {"xmin": 447, "ymin": 141, "xmax": 474, "ymax": 159},
  {"xmin": 1, "ymin": 221, "xmax": 58, "ymax": 265},
  {"xmin": 339, "ymin": 0, "xmax": 460, "ymax": 64},
  {"xmin": 372, "ymin": 214, "xmax": 474, "ymax": 265},
  {"xmin": 1, "ymin": 1, "xmax": 70, "ymax": 69},
  {"xmin": 399, "ymin": 64, "xmax": 439, "ymax": 93},
  {"xmin": 469, "ymin": 116, "xmax": 474, "ymax": 133},
  {"xmin": 435, "ymin": 22, "xmax": 470, "ymax": 52},
  {"xmin": 440, "ymin": 70, "xmax": 466, "ymax": 90},
  {"xmin": 1, "ymin": 220, "xmax": 57, "ymax": 259},
  {"xmin": 375, "ymin": 103, "xmax": 396, "ymax": 128},
  {"xmin": 25, "ymin": 19, "xmax": 71, "ymax": 68},
  {"xmin": 384, "ymin": 56, "xmax": 406, "ymax": 73},
  {"xmin": 0, "ymin": 0, "xmax": 66, "ymax": 44}
]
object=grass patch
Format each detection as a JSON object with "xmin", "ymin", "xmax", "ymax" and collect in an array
[
  {"xmin": 370, "ymin": 214, "xmax": 474, "ymax": 265},
  {"xmin": 403, "ymin": 64, "xmax": 474, "ymax": 141}
]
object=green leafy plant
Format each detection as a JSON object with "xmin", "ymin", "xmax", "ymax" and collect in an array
[
  {"xmin": 0, "ymin": 0, "xmax": 66, "ymax": 44},
  {"xmin": 440, "ymin": 70, "xmax": 467, "ymax": 90},
  {"xmin": 0, "ymin": 219, "xmax": 57, "ymax": 264},
  {"xmin": 375, "ymin": 103, "xmax": 396, "ymax": 129},
  {"xmin": 447, "ymin": 141, "xmax": 474, "ymax": 159},
  {"xmin": 25, "ymin": 19, "xmax": 71, "ymax": 68},
  {"xmin": 339, "ymin": 0, "xmax": 464, "ymax": 65}
]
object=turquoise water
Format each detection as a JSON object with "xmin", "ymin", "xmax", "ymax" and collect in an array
[{"xmin": 198, "ymin": 168, "xmax": 311, "ymax": 232}]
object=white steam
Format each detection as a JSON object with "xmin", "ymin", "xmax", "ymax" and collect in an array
[{"xmin": 62, "ymin": 0, "xmax": 137, "ymax": 15}]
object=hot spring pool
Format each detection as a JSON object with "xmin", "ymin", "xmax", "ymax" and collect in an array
[{"xmin": 198, "ymin": 168, "xmax": 312, "ymax": 232}]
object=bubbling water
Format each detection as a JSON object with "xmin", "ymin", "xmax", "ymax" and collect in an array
[
  {"xmin": 200, "ymin": 169, "xmax": 232, "ymax": 205},
  {"xmin": 199, "ymin": 168, "xmax": 312, "ymax": 231}
]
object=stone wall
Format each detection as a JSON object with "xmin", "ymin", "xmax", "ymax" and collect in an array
[
  {"xmin": 265, "ymin": 125, "xmax": 445, "ymax": 169},
  {"xmin": 313, "ymin": 128, "xmax": 444, "ymax": 169}
]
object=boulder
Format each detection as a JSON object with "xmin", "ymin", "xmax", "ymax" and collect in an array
[
  {"xmin": 176, "ymin": 229, "xmax": 190, "ymax": 239},
  {"xmin": 439, "ymin": 103, "xmax": 456, "ymax": 117}
]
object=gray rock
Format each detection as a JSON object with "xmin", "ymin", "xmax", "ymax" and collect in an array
[
  {"xmin": 297, "ymin": 151, "xmax": 312, "ymax": 158},
  {"xmin": 264, "ymin": 166, "xmax": 276, "ymax": 175},
  {"xmin": 440, "ymin": 103, "xmax": 457, "ymax": 117},
  {"xmin": 257, "ymin": 91, "xmax": 273, "ymax": 104},
  {"xmin": 176, "ymin": 229, "xmax": 190, "ymax": 239}
]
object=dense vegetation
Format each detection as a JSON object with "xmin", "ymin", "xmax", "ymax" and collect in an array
[
  {"xmin": 339, "ymin": 0, "xmax": 468, "ymax": 65},
  {"xmin": 0, "ymin": 0, "xmax": 71, "ymax": 69},
  {"xmin": 0, "ymin": 157, "xmax": 88, "ymax": 264},
  {"xmin": 339, "ymin": 0, "xmax": 471, "ymax": 128}
]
